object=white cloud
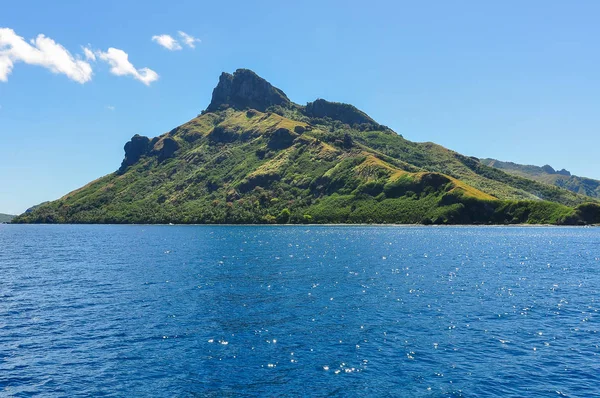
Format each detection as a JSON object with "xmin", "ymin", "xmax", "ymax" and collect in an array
[
  {"xmin": 0, "ymin": 27, "xmax": 159, "ymax": 86},
  {"xmin": 0, "ymin": 27, "xmax": 92, "ymax": 83},
  {"xmin": 152, "ymin": 34, "xmax": 182, "ymax": 51},
  {"xmin": 82, "ymin": 46, "xmax": 96, "ymax": 61},
  {"xmin": 95, "ymin": 48, "xmax": 158, "ymax": 86},
  {"xmin": 0, "ymin": 56, "xmax": 12, "ymax": 81},
  {"xmin": 106, "ymin": 105, "xmax": 115, "ymax": 111},
  {"xmin": 178, "ymin": 31, "xmax": 201, "ymax": 48}
]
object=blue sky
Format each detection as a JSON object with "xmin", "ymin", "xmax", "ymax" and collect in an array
[{"xmin": 1, "ymin": 0, "xmax": 599, "ymax": 214}]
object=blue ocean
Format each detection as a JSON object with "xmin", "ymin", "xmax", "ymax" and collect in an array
[{"xmin": 1, "ymin": 225, "xmax": 599, "ymax": 397}]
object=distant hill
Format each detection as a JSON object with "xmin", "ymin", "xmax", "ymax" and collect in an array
[
  {"xmin": 0, "ymin": 213, "xmax": 15, "ymax": 223},
  {"xmin": 13, "ymin": 69, "xmax": 600, "ymax": 225},
  {"xmin": 481, "ymin": 159, "xmax": 600, "ymax": 199}
]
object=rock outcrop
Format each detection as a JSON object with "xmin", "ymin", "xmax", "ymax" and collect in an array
[
  {"xmin": 267, "ymin": 127, "xmax": 297, "ymax": 150},
  {"xmin": 152, "ymin": 137, "xmax": 180, "ymax": 162},
  {"xmin": 119, "ymin": 134, "xmax": 151, "ymax": 172},
  {"xmin": 119, "ymin": 134, "xmax": 180, "ymax": 173},
  {"xmin": 541, "ymin": 165, "xmax": 572, "ymax": 176},
  {"xmin": 206, "ymin": 69, "xmax": 291, "ymax": 112},
  {"xmin": 541, "ymin": 165, "xmax": 556, "ymax": 174},
  {"xmin": 304, "ymin": 99, "xmax": 377, "ymax": 127}
]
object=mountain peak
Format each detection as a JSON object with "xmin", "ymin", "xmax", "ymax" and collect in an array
[{"xmin": 206, "ymin": 69, "xmax": 290, "ymax": 112}]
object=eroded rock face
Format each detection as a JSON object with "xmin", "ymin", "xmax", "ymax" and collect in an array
[
  {"xmin": 206, "ymin": 69, "xmax": 291, "ymax": 112},
  {"xmin": 118, "ymin": 134, "xmax": 180, "ymax": 172},
  {"xmin": 119, "ymin": 134, "xmax": 150, "ymax": 172},
  {"xmin": 205, "ymin": 70, "xmax": 382, "ymax": 130}
]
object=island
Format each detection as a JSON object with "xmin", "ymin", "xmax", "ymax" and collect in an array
[{"xmin": 13, "ymin": 69, "xmax": 600, "ymax": 225}]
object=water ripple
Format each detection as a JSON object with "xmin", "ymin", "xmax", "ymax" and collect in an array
[{"xmin": 0, "ymin": 225, "xmax": 599, "ymax": 396}]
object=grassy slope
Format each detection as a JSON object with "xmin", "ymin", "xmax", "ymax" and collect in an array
[
  {"xmin": 481, "ymin": 158, "xmax": 600, "ymax": 199},
  {"xmin": 13, "ymin": 109, "xmax": 600, "ymax": 225},
  {"xmin": 271, "ymin": 105, "xmax": 593, "ymax": 206}
]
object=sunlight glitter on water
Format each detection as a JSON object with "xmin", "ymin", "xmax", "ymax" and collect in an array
[{"xmin": 1, "ymin": 225, "xmax": 600, "ymax": 397}]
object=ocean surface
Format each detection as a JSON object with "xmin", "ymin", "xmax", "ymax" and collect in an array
[{"xmin": 1, "ymin": 225, "xmax": 599, "ymax": 397}]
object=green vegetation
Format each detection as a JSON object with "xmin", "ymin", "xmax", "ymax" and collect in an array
[
  {"xmin": 12, "ymin": 69, "xmax": 600, "ymax": 225},
  {"xmin": 481, "ymin": 158, "xmax": 600, "ymax": 199},
  {"xmin": 0, "ymin": 213, "xmax": 15, "ymax": 223}
]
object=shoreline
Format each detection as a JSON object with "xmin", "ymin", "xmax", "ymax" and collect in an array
[{"xmin": 4, "ymin": 222, "xmax": 598, "ymax": 228}]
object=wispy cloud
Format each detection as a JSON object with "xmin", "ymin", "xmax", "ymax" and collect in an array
[
  {"xmin": 150, "ymin": 31, "xmax": 200, "ymax": 50},
  {"xmin": 106, "ymin": 105, "xmax": 115, "ymax": 111},
  {"xmin": 82, "ymin": 46, "xmax": 96, "ymax": 61},
  {"xmin": 178, "ymin": 31, "xmax": 201, "ymax": 48},
  {"xmin": 0, "ymin": 27, "xmax": 92, "ymax": 83},
  {"xmin": 152, "ymin": 34, "xmax": 182, "ymax": 51},
  {"xmin": 95, "ymin": 48, "xmax": 158, "ymax": 86}
]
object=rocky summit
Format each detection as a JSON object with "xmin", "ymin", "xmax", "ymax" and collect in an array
[
  {"xmin": 206, "ymin": 69, "xmax": 290, "ymax": 112},
  {"xmin": 13, "ymin": 69, "xmax": 600, "ymax": 225}
]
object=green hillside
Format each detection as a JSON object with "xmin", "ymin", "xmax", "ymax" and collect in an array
[
  {"xmin": 13, "ymin": 69, "xmax": 600, "ymax": 225},
  {"xmin": 0, "ymin": 213, "xmax": 15, "ymax": 223},
  {"xmin": 481, "ymin": 158, "xmax": 600, "ymax": 199}
]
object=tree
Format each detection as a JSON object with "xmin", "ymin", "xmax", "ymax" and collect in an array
[
  {"xmin": 343, "ymin": 133, "xmax": 353, "ymax": 149},
  {"xmin": 276, "ymin": 208, "xmax": 291, "ymax": 224}
]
